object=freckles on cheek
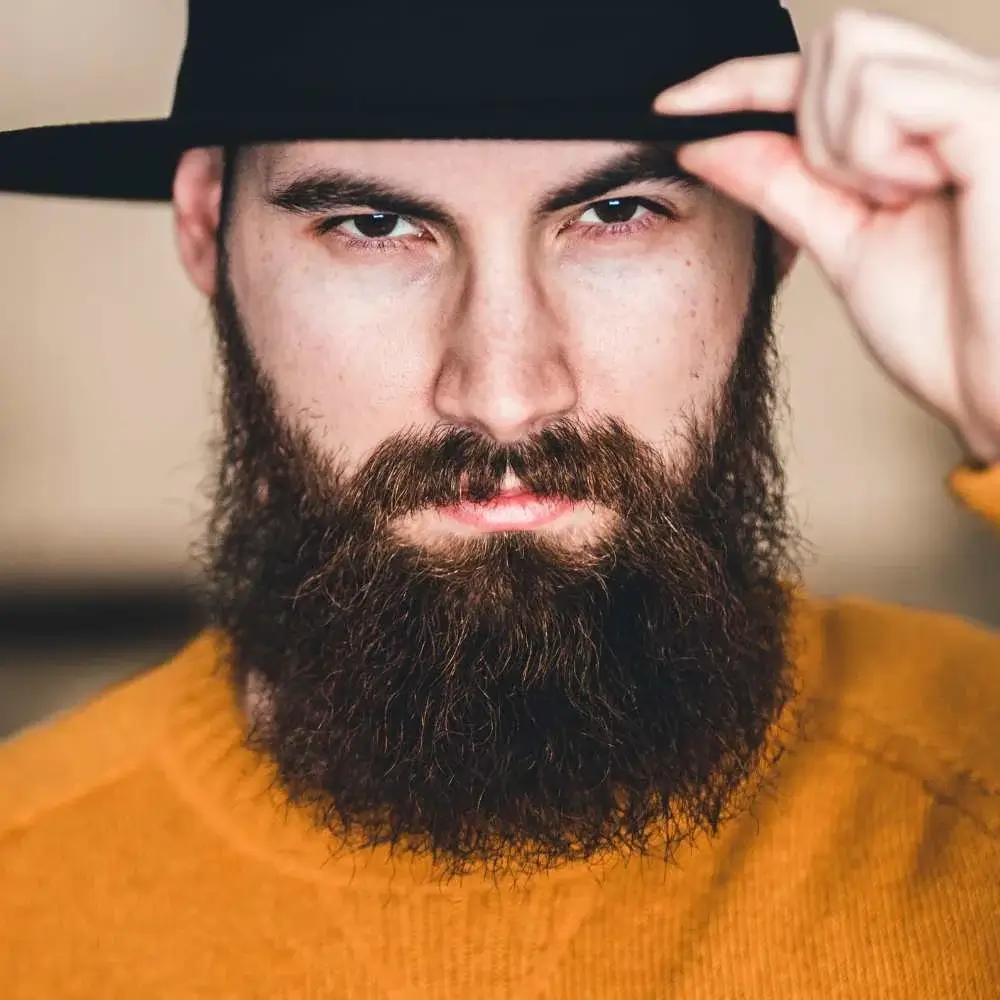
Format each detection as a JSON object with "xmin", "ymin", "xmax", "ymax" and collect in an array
[
  {"xmin": 681, "ymin": 277, "xmax": 744, "ymax": 381},
  {"xmin": 571, "ymin": 252, "xmax": 729, "ymax": 384}
]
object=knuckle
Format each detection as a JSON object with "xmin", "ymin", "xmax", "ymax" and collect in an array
[
  {"xmin": 854, "ymin": 56, "xmax": 890, "ymax": 99},
  {"xmin": 828, "ymin": 7, "xmax": 874, "ymax": 48}
]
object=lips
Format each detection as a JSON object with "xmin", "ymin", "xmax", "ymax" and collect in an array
[
  {"xmin": 437, "ymin": 491, "xmax": 576, "ymax": 531},
  {"xmin": 489, "ymin": 489, "xmax": 536, "ymax": 501}
]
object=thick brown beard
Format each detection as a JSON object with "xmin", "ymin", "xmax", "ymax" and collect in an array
[{"xmin": 201, "ymin": 215, "xmax": 805, "ymax": 880}]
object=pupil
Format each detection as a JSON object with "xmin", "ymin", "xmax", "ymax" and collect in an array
[
  {"xmin": 355, "ymin": 213, "xmax": 398, "ymax": 238},
  {"xmin": 594, "ymin": 197, "xmax": 638, "ymax": 224}
]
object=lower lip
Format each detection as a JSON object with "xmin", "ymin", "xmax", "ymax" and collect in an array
[{"xmin": 438, "ymin": 493, "xmax": 577, "ymax": 531}]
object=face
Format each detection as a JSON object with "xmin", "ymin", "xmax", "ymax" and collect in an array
[
  {"xmin": 213, "ymin": 141, "xmax": 755, "ymax": 513},
  {"xmin": 174, "ymin": 139, "xmax": 803, "ymax": 879}
]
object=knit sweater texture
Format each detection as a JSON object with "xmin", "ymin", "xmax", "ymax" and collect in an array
[{"xmin": 2, "ymin": 463, "xmax": 1000, "ymax": 999}]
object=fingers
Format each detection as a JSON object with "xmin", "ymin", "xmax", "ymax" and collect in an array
[
  {"xmin": 652, "ymin": 54, "xmax": 803, "ymax": 115},
  {"xmin": 652, "ymin": 9, "xmax": 996, "ymax": 117},
  {"xmin": 796, "ymin": 21, "xmax": 913, "ymax": 199},
  {"xmin": 820, "ymin": 8, "xmax": 998, "ymax": 85},
  {"xmin": 798, "ymin": 30, "xmax": 846, "ymax": 191},
  {"xmin": 840, "ymin": 60, "xmax": 1000, "ymax": 187},
  {"xmin": 674, "ymin": 133, "xmax": 869, "ymax": 273},
  {"xmin": 837, "ymin": 60, "xmax": 948, "ymax": 190},
  {"xmin": 655, "ymin": 7, "xmax": 1000, "ymax": 203},
  {"xmin": 812, "ymin": 10, "xmax": 999, "ymax": 193}
]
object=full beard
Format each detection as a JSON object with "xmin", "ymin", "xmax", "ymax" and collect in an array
[{"xmin": 202, "ymin": 216, "xmax": 804, "ymax": 880}]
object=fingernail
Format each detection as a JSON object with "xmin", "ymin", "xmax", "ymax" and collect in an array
[
  {"xmin": 675, "ymin": 138, "xmax": 726, "ymax": 162},
  {"xmin": 653, "ymin": 87, "xmax": 696, "ymax": 113}
]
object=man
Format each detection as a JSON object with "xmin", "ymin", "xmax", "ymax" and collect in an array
[{"xmin": 0, "ymin": 0, "xmax": 998, "ymax": 995}]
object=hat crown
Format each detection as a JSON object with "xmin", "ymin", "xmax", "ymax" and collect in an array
[
  {"xmin": 172, "ymin": 0, "xmax": 798, "ymax": 117},
  {"xmin": 0, "ymin": 0, "xmax": 799, "ymax": 201}
]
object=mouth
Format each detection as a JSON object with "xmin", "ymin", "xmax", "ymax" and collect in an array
[{"xmin": 436, "ymin": 491, "xmax": 578, "ymax": 532}]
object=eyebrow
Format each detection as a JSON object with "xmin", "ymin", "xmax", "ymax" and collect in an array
[{"xmin": 264, "ymin": 142, "xmax": 703, "ymax": 229}]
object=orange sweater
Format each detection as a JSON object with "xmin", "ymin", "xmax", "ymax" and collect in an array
[{"xmin": 2, "ymin": 465, "xmax": 1000, "ymax": 999}]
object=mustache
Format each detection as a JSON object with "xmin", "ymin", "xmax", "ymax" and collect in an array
[{"xmin": 282, "ymin": 413, "xmax": 691, "ymax": 525}]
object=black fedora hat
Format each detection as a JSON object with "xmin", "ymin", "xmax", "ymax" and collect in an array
[{"xmin": 0, "ymin": 0, "xmax": 799, "ymax": 202}]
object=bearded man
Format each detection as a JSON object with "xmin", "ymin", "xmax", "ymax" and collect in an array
[{"xmin": 1, "ymin": 1, "xmax": 999, "ymax": 996}]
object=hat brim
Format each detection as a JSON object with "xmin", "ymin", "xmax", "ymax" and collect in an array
[{"xmin": 0, "ymin": 107, "xmax": 796, "ymax": 201}]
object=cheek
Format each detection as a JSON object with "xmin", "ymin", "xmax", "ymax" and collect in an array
[
  {"xmin": 562, "ymin": 235, "xmax": 752, "ymax": 431},
  {"xmin": 228, "ymin": 209, "xmax": 755, "ymax": 459},
  {"xmin": 230, "ymin": 236, "xmax": 432, "ymax": 455}
]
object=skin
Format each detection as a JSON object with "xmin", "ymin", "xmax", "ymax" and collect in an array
[
  {"xmin": 174, "ymin": 138, "xmax": 797, "ymax": 526},
  {"xmin": 654, "ymin": 7, "xmax": 1000, "ymax": 463}
]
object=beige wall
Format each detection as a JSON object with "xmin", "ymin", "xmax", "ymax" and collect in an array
[{"xmin": 1, "ymin": 0, "xmax": 998, "ymax": 624}]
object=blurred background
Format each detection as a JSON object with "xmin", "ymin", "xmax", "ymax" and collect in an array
[{"xmin": 1, "ymin": 0, "xmax": 999, "ymax": 741}]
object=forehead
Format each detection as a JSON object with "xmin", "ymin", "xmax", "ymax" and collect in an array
[{"xmin": 260, "ymin": 139, "xmax": 636, "ymax": 174}]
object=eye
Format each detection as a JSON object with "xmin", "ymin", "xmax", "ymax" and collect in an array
[
  {"xmin": 333, "ymin": 213, "xmax": 422, "ymax": 241},
  {"xmin": 578, "ymin": 197, "xmax": 650, "ymax": 226}
]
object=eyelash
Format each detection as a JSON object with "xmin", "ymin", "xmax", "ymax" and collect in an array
[{"xmin": 312, "ymin": 197, "xmax": 677, "ymax": 255}]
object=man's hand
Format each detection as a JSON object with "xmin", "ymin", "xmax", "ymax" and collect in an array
[{"xmin": 653, "ymin": 8, "xmax": 1000, "ymax": 464}]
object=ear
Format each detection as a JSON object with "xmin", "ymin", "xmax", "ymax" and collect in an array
[
  {"xmin": 173, "ymin": 147, "xmax": 225, "ymax": 297},
  {"xmin": 773, "ymin": 231, "xmax": 799, "ymax": 283}
]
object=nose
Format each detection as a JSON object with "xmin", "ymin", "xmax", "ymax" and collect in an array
[{"xmin": 432, "ymin": 254, "xmax": 579, "ymax": 442}]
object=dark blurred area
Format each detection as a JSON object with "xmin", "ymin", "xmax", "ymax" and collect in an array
[{"xmin": 0, "ymin": 583, "xmax": 205, "ymax": 740}]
